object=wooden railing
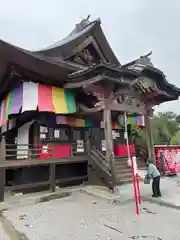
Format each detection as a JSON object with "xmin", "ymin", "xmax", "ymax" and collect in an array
[
  {"xmin": 89, "ymin": 147, "xmax": 112, "ymax": 177},
  {"xmin": 88, "ymin": 146, "xmax": 115, "ymax": 190},
  {"xmin": 0, "ymin": 137, "xmax": 88, "ymax": 202},
  {"xmin": 5, "ymin": 142, "xmax": 87, "ymax": 160}
]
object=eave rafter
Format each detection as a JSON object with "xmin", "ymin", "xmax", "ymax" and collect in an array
[
  {"xmin": 77, "ymin": 79, "xmax": 147, "ymax": 115},
  {"xmin": 64, "ymin": 74, "xmax": 105, "ymax": 89}
]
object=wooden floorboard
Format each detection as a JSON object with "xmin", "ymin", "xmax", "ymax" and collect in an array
[
  {"xmin": 0, "ymin": 156, "xmax": 88, "ymax": 169},
  {"xmin": 5, "ymin": 176, "xmax": 88, "ymax": 192},
  {"xmin": 5, "ymin": 180, "xmax": 50, "ymax": 191},
  {"xmin": 55, "ymin": 175, "xmax": 87, "ymax": 184}
]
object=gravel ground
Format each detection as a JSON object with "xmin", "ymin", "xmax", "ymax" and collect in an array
[
  {"xmin": 0, "ymin": 221, "xmax": 11, "ymax": 240},
  {"xmin": 3, "ymin": 191, "xmax": 180, "ymax": 240}
]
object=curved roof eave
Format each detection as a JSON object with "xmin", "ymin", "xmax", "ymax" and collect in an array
[
  {"xmin": 141, "ymin": 66, "xmax": 180, "ymax": 96},
  {"xmin": 122, "ymin": 55, "xmax": 180, "ymax": 97},
  {"xmin": 34, "ymin": 19, "xmax": 120, "ymax": 66},
  {"xmin": 0, "ymin": 40, "xmax": 79, "ymax": 84},
  {"xmin": 67, "ymin": 63, "xmax": 139, "ymax": 82},
  {"xmin": 37, "ymin": 20, "xmax": 98, "ymax": 52}
]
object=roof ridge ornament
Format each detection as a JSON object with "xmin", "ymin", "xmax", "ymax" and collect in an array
[
  {"xmin": 137, "ymin": 51, "xmax": 153, "ymax": 67},
  {"xmin": 75, "ymin": 15, "xmax": 91, "ymax": 32},
  {"xmin": 123, "ymin": 51, "xmax": 153, "ymax": 70}
]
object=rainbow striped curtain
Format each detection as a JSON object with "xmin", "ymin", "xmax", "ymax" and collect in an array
[{"xmin": 0, "ymin": 82, "xmax": 76, "ymax": 126}]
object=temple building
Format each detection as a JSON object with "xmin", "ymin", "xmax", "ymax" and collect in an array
[{"xmin": 0, "ymin": 17, "xmax": 179, "ymax": 200}]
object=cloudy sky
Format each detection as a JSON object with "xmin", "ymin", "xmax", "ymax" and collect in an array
[{"xmin": 0, "ymin": 0, "xmax": 180, "ymax": 113}]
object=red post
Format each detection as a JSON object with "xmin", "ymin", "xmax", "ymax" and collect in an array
[
  {"xmin": 131, "ymin": 157, "xmax": 139, "ymax": 215},
  {"xmin": 136, "ymin": 173, "xmax": 141, "ymax": 204}
]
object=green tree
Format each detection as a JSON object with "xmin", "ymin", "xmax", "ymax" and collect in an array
[
  {"xmin": 176, "ymin": 114, "xmax": 180, "ymax": 124},
  {"xmin": 133, "ymin": 111, "xmax": 180, "ymax": 152}
]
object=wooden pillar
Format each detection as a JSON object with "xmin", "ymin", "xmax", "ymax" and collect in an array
[
  {"xmin": 103, "ymin": 108, "xmax": 116, "ymax": 187},
  {"xmin": 145, "ymin": 114, "xmax": 155, "ymax": 164},
  {"xmin": 0, "ymin": 136, "xmax": 5, "ymax": 201},
  {"xmin": 50, "ymin": 163, "xmax": 56, "ymax": 192}
]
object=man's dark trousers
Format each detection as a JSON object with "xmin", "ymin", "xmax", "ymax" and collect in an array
[{"xmin": 152, "ymin": 176, "xmax": 161, "ymax": 197}]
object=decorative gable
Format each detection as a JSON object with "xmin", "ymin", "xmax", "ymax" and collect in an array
[{"xmin": 66, "ymin": 36, "xmax": 107, "ymax": 66}]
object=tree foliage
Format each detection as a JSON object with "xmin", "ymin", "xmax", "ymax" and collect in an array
[{"xmin": 133, "ymin": 111, "xmax": 180, "ymax": 152}]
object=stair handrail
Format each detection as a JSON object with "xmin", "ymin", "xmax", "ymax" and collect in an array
[
  {"xmin": 90, "ymin": 151, "xmax": 110, "ymax": 173},
  {"xmin": 91, "ymin": 147, "xmax": 109, "ymax": 163},
  {"xmin": 89, "ymin": 147, "xmax": 112, "ymax": 177},
  {"xmin": 91, "ymin": 147, "xmax": 109, "ymax": 167}
]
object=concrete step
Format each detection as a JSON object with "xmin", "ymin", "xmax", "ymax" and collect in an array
[
  {"xmin": 115, "ymin": 168, "xmax": 132, "ymax": 174},
  {"xmin": 115, "ymin": 158, "xmax": 128, "ymax": 164},
  {"xmin": 116, "ymin": 171, "xmax": 132, "ymax": 178},
  {"xmin": 115, "ymin": 163, "xmax": 129, "ymax": 169},
  {"xmin": 115, "ymin": 164, "xmax": 131, "ymax": 170},
  {"xmin": 116, "ymin": 174, "xmax": 144, "ymax": 185},
  {"xmin": 116, "ymin": 178, "xmax": 132, "ymax": 185},
  {"xmin": 115, "ymin": 168, "xmax": 132, "ymax": 175}
]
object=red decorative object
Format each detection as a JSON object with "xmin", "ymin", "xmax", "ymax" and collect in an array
[
  {"xmin": 155, "ymin": 145, "xmax": 180, "ymax": 173},
  {"xmin": 136, "ymin": 173, "xmax": 141, "ymax": 205},
  {"xmin": 38, "ymin": 145, "xmax": 51, "ymax": 159},
  {"xmin": 114, "ymin": 144, "xmax": 135, "ymax": 156},
  {"xmin": 131, "ymin": 157, "xmax": 139, "ymax": 215},
  {"xmin": 38, "ymin": 145, "xmax": 72, "ymax": 159},
  {"xmin": 53, "ymin": 145, "xmax": 72, "ymax": 158}
]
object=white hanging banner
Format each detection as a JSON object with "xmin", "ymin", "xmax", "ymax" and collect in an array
[
  {"xmin": 22, "ymin": 82, "xmax": 38, "ymax": 112},
  {"xmin": 17, "ymin": 121, "xmax": 34, "ymax": 159}
]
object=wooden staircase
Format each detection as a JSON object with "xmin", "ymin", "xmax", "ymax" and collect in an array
[
  {"xmin": 87, "ymin": 147, "xmax": 138, "ymax": 189},
  {"xmin": 87, "ymin": 147, "xmax": 114, "ymax": 189},
  {"xmin": 87, "ymin": 144, "xmax": 148, "ymax": 190},
  {"xmin": 115, "ymin": 157, "xmax": 133, "ymax": 185}
]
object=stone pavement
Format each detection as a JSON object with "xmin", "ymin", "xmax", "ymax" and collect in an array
[
  {"xmin": 0, "ymin": 220, "xmax": 11, "ymax": 240},
  {"xmin": 1, "ymin": 174, "xmax": 180, "ymax": 213},
  {"xmin": 2, "ymin": 191, "xmax": 180, "ymax": 240},
  {"xmin": 81, "ymin": 174, "xmax": 180, "ymax": 209},
  {"xmin": 0, "ymin": 175, "xmax": 180, "ymax": 239}
]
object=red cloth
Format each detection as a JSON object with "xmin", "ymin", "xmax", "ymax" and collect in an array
[
  {"xmin": 38, "ymin": 145, "xmax": 72, "ymax": 159},
  {"xmin": 114, "ymin": 144, "xmax": 135, "ymax": 156},
  {"xmin": 53, "ymin": 145, "xmax": 72, "ymax": 158},
  {"xmin": 38, "ymin": 83, "xmax": 54, "ymax": 112}
]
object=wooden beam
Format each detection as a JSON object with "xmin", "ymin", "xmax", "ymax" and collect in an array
[
  {"xmin": 103, "ymin": 109, "xmax": 116, "ymax": 188},
  {"xmin": 145, "ymin": 115, "xmax": 155, "ymax": 163},
  {"xmin": 0, "ymin": 156, "xmax": 88, "ymax": 169},
  {"xmin": 71, "ymin": 36, "xmax": 107, "ymax": 63},
  {"xmin": 109, "ymin": 83, "xmax": 143, "ymax": 102},
  {"xmin": 91, "ymin": 38, "xmax": 107, "ymax": 62},
  {"xmin": 64, "ymin": 75, "xmax": 105, "ymax": 89},
  {"xmin": 72, "ymin": 36, "xmax": 93, "ymax": 55},
  {"xmin": 78, "ymin": 103, "xmax": 104, "ymax": 113},
  {"xmin": 5, "ymin": 181, "xmax": 50, "ymax": 191},
  {"xmin": 5, "ymin": 176, "xmax": 88, "ymax": 192},
  {"xmin": 50, "ymin": 163, "xmax": 56, "ymax": 192},
  {"xmin": 108, "ymin": 102, "xmax": 146, "ymax": 115}
]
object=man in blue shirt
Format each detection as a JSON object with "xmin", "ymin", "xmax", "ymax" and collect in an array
[{"xmin": 146, "ymin": 160, "xmax": 161, "ymax": 198}]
